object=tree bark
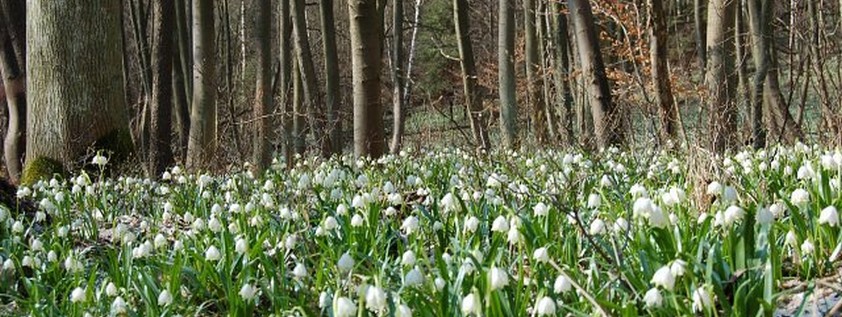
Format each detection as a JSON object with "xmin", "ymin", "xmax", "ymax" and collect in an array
[
  {"xmin": 279, "ymin": 0, "xmax": 294, "ymax": 165},
  {"xmin": 24, "ymin": 0, "xmax": 132, "ymax": 184},
  {"xmin": 705, "ymin": 0, "xmax": 737, "ymax": 152},
  {"xmin": 291, "ymin": 0, "xmax": 321, "ymax": 156},
  {"xmin": 498, "ymin": 0, "xmax": 518, "ymax": 148},
  {"xmin": 349, "ymin": 0, "xmax": 385, "ymax": 158},
  {"xmin": 569, "ymin": 0, "xmax": 623, "ymax": 148},
  {"xmin": 0, "ymin": 0, "xmax": 25, "ymax": 183},
  {"xmin": 148, "ymin": 0, "xmax": 175, "ymax": 178},
  {"xmin": 388, "ymin": 0, "xmax": 405, "ymax": 154},
  {"xmin": 552, "ymin": 1, "xmax": 575, "ymax": 145},
  {"xmin": 173, "ymin": 0, "xmax": 192, "ymax": 161},
  {"xmin": 694, "ymin": 0, "xmax": 707, "ymax": 67},
  {"xmin": 524, "ymin": 0, "xmax": 546, "ymax": 144},
  {"xmin": 649, "ymin": 0, "xmax": 678, "ymax": 143},
  {"xmin": 186, "ymin": 0, "xmax": 216, "ymax": 169},
  {"xmin": 253, "ymin": 0, "xmax": 273, "ymax": 172},
  {"xmin": 320, "ymin": 0, "xmax": 342, "ymax": 155},
  {"xmin": 454, "ymin": 0, "xmax": 490, "ymax": 151}
]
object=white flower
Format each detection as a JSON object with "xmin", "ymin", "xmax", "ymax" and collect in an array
[
  {"xmin": 70, "ymin": 287, "xmax": 86, "ymax": 303},
  {"xmin": 491, "ymin": 215, "xmax": 509, "ymax": 232},
  {"xmin": 334, "ymin": 296, "xmax": 357, "ymax": 317},
  {"xmin": 769, "ymin": 202, "xmax": 786, "ymax": 218},
  {"xmin": 441, "ymin": 193, "xmax": 457, "ymax": 213},
  {"xmin": 396, "ymin": 304, "xmax": 412, "ymax": 317},
  {"xmin": 235, "ymin": 237, "xmax": 248, "ymax": 254},
  {"xmin": 506, "ymin": 226, "xmax": 521, "ymax": 244},
  {"xmin": 110, "ymin": 297, "xmax": 129, "ymax": 315},
  {"xmin": 692, "ymin": 285, "xmax": 714, "ymax": 312},
  {"xmin": 801, "ymin": 239, "xmax": 815, "ymax": 255},
  {"xmin": 336, "ymin": 204, "xmax": 349, "ymax": 215},
  {"xmin": 533, "ymin": 202, "xmax": 550, "ymax": 216},
  {"xmin": 401, "ymin": 250, "xmax": 416, "ymax": 267},
  {"xmin": 106, "ymin": 282, "xmax": 118, "ymax": 297},
  {"xmin": 461, "ymin": 293, "xmax": 479, "ymax": 315},
  {"xmin": 587, "ymin": 194, "xmax": 601, "ymax": 209},
  {"xmin": 723, "ymin": 205, "xmax": 745, "ymax": 227},
  {"xmin": 633, "ymin": 198, "xmax": 655, "ymax": 218},
  {"xmin": 670, "ymin": 259, "xmax": 687, "ymax": 277},
  {"xmin": 589, "ymin": 218, "xmax": 606, "ymax": 235},
  {"xmin": 239, "ymin": 283, "xmax": 258, "ymax": 300},
  {"xmin": 404, "ymin": 268, "xmax": 424, "ymax": 286},
  {"xmin": 208, "ymin": 217, "xmax": 222, "ymax": 232},
  {"xmin": 651, "ymin": 265, "xmax": 675, "ymax": 291},
  {"xmin": 401, "ymin": 216, "xmax": 420, "ymax": 235},
  {"xmin": 92, "ymin": 154, "xmax": 108, "ymax": 166},
  {"xmin": 630, "ymin": 183, "xmax": 648, "ymax": 197},
  {"xmin": 785, "ymin": 230, "xmax": 799, "ymax": 248},
  {"xmin": 723, "ymin": 186, "xmax": 738, "ymax": 203},
  {"xmin": 756, "ymin": 206, "xmax": 774, "ymax": 225},
  {"xmin": 706, "ymin": 181, "xmax": 723, "ymax": 195},
  {"xmin": 293, "ymin": 263, "xmax": 308, "ymax": 279},
  {"xmin": 324, "ymin": 216, "xmax": 339, "ymax": 231},
  {"xmin": 533, "ymin": 247, "xmax": 550, "ymax": 263},
  {"xmin": 613, "ymin": 217, "xmax": 629, "ymax": 233},
  {"xmin": 337, "ymin": 252, "xmax": 355, "ymax": 272},
  {"xmin": 554, "ymin": 275, "xmax": 572, "ymax": 293},
  {"xmin": 351, "ymin": 214, "xmax": 364, "ymax": 227},
  {"xmin": 535, "ymin": 296, "xmax": 557, "ymax": 316},
  {"xmin": 463, "ymin": 216, "xmax": 479, "ymax": 233},
  {"xmin": 648, "ymin": 206, "xmax": 669, "ymax": 228},
  {"xmin": 365, "ymin": 285, "xmax": 387, "ymax": 312},
  {"xmin": 158, "ymin": 289, "xmax": 173, "ymax": 306},
  {"xmin": 488, "ymin": 267, "xmax": 509, "ymax": 290},
  {"xmin": 435, "ymin": 277, "xmax": 446, "ymax": 291},
  {"xmin": 319, "ymin": 292, "xmax": 331, "ymax": 308},
  {"xmin": 791, "ymin": 189, "xmax": 810, "ymax": 207},
  {"xmin": 643, "ymin": 288, "xmax": 663, "ymax": 308},
  {"xmin": 819, "ymin": 206, "xmax": 839, "ymax": 227},
  {"xmin": 2, "ymin": 258, "xmax": 13, "ymax": 271},
  {"xmin": 205, "ymin": 246, "xmax": 221, "ymax": 261}
]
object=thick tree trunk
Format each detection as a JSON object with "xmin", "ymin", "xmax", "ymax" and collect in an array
[
  {"xmin": 320, "ymin": 0, "xmax": 342, "ymax": 155},
  {"xmin": 498, "ymin": 0, "xmax": 518, "ymax": 148},
  {"xmin": 389, "ymin": 0, "xmax": 405, "ymax": 154},
  {"xmin": 524, "ymin": 0, "xmax": 546, "ymax": 144},
  {"xmin": 24, "ymin": 0, "xmax": 132, "ymax": 184},
  {"xmin": 291, "ymin": 0, "xmax": 321, "ymax": 155},
  {"xmin": 649, "ymin": 0, "xmax": 677, "ymax": 143},
  {"xmin": 0, "ymin": 0, "xmax": 25, "ymax": 183},
  {"xmin": 148, "ymin": 0, "xmax": 175, "ymax": 178},
  {"xmin": 349, "ymin": 0, "xmax": 385, "ymax": 158},
  {"xmin": 186, "ymin": 1, "xmax": 217, "ymax": 169},
  {"xmin": 454, "ymin": 0, "xmax": 490, "ymax": 151},
  {"xmin": 253, "ymin": 0, "xmax": 272, "ymax": 172},
  {"xmin": 705, "ymin": 0, "xmax": 737, "ymax": 152},
  {"xmin": 569, "ymin": 0, "xmax": 623, "ymax": 148}
]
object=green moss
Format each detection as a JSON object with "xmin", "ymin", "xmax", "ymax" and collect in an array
[{"xmin": 20, "ymin": 156, "xmax": 65, "ymax": 185}]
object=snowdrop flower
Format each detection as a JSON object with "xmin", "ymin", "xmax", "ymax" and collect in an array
[
  {"xmin": 535, "ymin": 296, "xmax": 556, "ymax": 316},
  {"xmin": 334, "ymin": 297, "xmax": 357, "ymax": 317},
  {"xmin": 506, "ymin": 226, "xmax": 521, "ymax": 244},
  {"xmin": 404, "ymin": 268, "xmax": 424, "ymax": 286},
  {"xmin": 554, "ymin": 275, "xmax": 572, "ymax": 293},
  {"xmin": 440, "ymin": 193, "xmax": 457, "ymax": 213},
  {"xmin": 239, "ymin": 283, "xmax": 258, "ymax": 301},
  {"xmin": 769, "ymin": 202, "xmax": 786, "ymax": 218},
  {"xmin": 70, "ymin": 287, "xmax": 86, "ymax": 303},
  {"xmin": 791, "ymin": 188, "xmax": 810, "ymax": 207},
  {"xmin": 491, "ymin": 215, "xmax": 509, "ymax": 232},
  {"xmin": 292, "ymin": 263, "xmax": 308, "ymax": 279},
  {"xmin": 324, "ymin": 216, "xmax": 339, "ymax": 231},
  {"xmin": 819, "ymin": 206, "xmax": 839, "ymax": 227},
  {"xmin": 630, "ymin": 183, "xmax": 648, "ymax": 197},
  {"xmin": 670, "ymin": 259, "xmax": 687, "ymax": 277},
  {"xmin": 11, "ymin": 221, "xmax": 23, "ymax": 234},
  {"xmin": 706, "ymin": 181, "xmax": 723, "ymax": 195},
  {"xmin": 489, "ymin": 267, "xmax": 509, "ymax": 290},
  {"xmin": 756, "ymin": 206, "xmax": 774, "ymax": 225},
  {"xmin": 336, "ymin": 204, "xmax": 349, "ymax": 215},
  {"xmin": 337, "ymin": 252, "xmax": 355, "ymax": 272},
  {"xmin": 365, "ymin": 285, "xmax": 387, "ymax": 312},
  {"xmin": 723, "ymin": 205, "xmax": 745, "ymax": 227},
  {"xmin": 648, "ymin": 206, "xmax": 670, "ymax": 229},
  {"xmin": 401, "ymin": 216, "xmax": 420, "ymax": 235},
  {"xmin": 643, "ymin": 288, "xmax": 663, "ymax": 308},
  {"xmin": 208, "ymin": 217, "xmax": 222, "ymax": 232},
  {"xmin": 587, "ymin": 193, "xmax": 601, "ymax": 209},
  {"xmin": 349, "ymin": 214, "xmax": 363, "ymax": 227},
  {"xmin": 589, "ymin": 218, "xmax": 606, "ymax": 235},
  {"xmin": 613, "ymin": 217, "xmax": 629, "ymax": 233},
  {"xmin": 235, "ymin": 237, "xmax": 248, "ymax": 254},
  {"xmin": 533, "ymin": 247, "xmax": 550, "ymax": 263},
  {"xmin": 396, "ymin": 304, "xmax": 412, "ymax": 317},
  {"xmin": 205, "ymin": 246, "xmax": 221, "ymax": 261},
  {"xmin": 722, "ymin": 186, "xmax": 738, "ymax": 203},
  {"xmin": 111, "ymin": 296, "xmax": 128, "ymax": 314},
  {"xmin": 91, "ymin": 154, "xmax": 108, "ymax": 166},
  {"xmin": 801, "ymin": 239, "xmax": 815, "ymax": 255},
  {"xmin": 401, "ymin": 250, "xmax": 416, "ymax": 267},
  {"xmin": 797, "ymin": 163, "xmax": 816, "ymax": 180},
  {"xmin": 105, "ymin": 282, "xmax": 118, "ymax": 297},
  {"xmin": 461, "ymin": 293, "xmax": 479, "ymax": 315},
  {"xmin": 633, "ymin": 198, "xmax": 655, "ymax": 218},
  {"xmin": 435, "ymin": 277, "xmax": 446, "ymax": 291},
  {"xmin": 600, "ymin": 175, "xmax": 613, "ymax": 187},
  {"xmin": 158, "ymin": 289, "xmax": 173, "ymax": 306},
  {"xmin": 692, "ymin": 285, "xmax": 714, "ymax": 312},
  {"xmin": 2, "ymin": 258, "xmax": 13, "ymax": 272},
  {"xmin": 651, "ymin": 265, "xmax": 675, "ymax": 291},
  {"xmin": 462, "ymin": 216, "xmax": 478, "ymax": 233},
  {"xmin": 533, "ymin": 202, "xmax": 549, "ymax": 216}
]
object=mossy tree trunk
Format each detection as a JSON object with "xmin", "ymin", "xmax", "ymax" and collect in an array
[{"xmin": 24, "ymin": 0, "xmax": 132, "ymax": 184}]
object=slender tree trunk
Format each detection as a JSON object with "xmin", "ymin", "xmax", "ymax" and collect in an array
[
  {"xmin": 0, "ymin": 0, "xmax": 25, "ymax": 183},
  {"xmin": 253, "ymin": 0, "xmax": 272, "ymax": 172},
  {"xmin": 292, "ymin": 58, "xmax": 305, "ymax": 155},
  {"xmin": 553, "ymin": 1, "xmax": 575, "ymax": 145},
  {"xmin": 569, "ymin": 0, "xmax": 623, "ymax": 148},
  {"xmin": 649, "ymin": 0, "xmax": 677, "ymax": 143},
  {"xmin": 291, "ymin": 0, "xmax": 322, "ymax": 155},
  {"xmin": 695, "ymin": 0, "xmax": 707, "ymax": 67},
  {"xmin": 524, "ymin": 0, "xmax": 546, "ymax": 144},
  {"xmin": 454, "ymin": 0, "xmax": 490, "ymax": 151},
  {"xmin": 279, "ymin": 0, "xmax": 293, "ymax": 165},
  {"xmin": 186, "ymin": 0, "xmax": 217, "ymax": 169},
  {"xmin": 498, "ymin": 0, "xmax": 518, "ymax": 148},
  {"xmin": 24, "ymin": 0, "xmax": 132, "ymax": 184},
  {"xmin": 320, "ymin": 0, "xmax": 342, "ymax": 154},
  {"xmin": 746, "ymin": 0, "xmax": 768, "ymax": 147},
  {"xmin": 389, "ymin": 0, "xmax": 405, "ymax": 154},
  {"xmin": 349, "ymin": 0, "xmax": 385, "ymax": 157},
  {"xmin": 172, "ymin": 52, "xmax": 189, "ymax": 162},
  {"xmin": 705, "ymin": 0, "xmax": 737, "ymax": 152},
  {"xmin": 173, "ymin": 0, "xmax": 192, "ymax": 161},
  {"xmin": 148, "ymin": 0, "xmax": 175, "ymax": 178}
]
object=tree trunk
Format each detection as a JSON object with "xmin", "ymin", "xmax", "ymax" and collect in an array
[
  {"xmin": 0, "ymin": 0, "xmax": 25, "ymax": 183},
  {"xmin": 552, "ymin": 1, "xmax": 575, "ymax": 145},
  {"xmin": 746, "ymin": 0, "xmax": 768, "ymax": 148},
  {"xmin": 498, "ymin": 0, "xmax": 518, "ymax": 148},
  {"xmin": 320, "ymin": 0, "xmax": 342, "ymax": 155},
  {"xmin": 454, "ymin": 0, "xmax": 490, "ymax": 151},
  {"xmin": 24, "ymin": 0, "xmax": 132, "ymax": 184},
  {"xmin": 173, "ymin": 0, "xmax": 192, "ymax": 161},
  {"xmin": 291, "ymin": 0, "xmax": 321, "ymax": 156},
  {"xmin": 253, "ymin": 0, "xmax": 273, "ymax": 172},
  {"xmin": 349, "ymin": 0, "xmax": 385, "ymax": 158},
  {"xmin": 569, "ymin": 0, "xmax": 623, "ymax": 148},
  {"xmin": 389, "ymin": 0, "xmax": 405, "ymax": 154},
  {"xmin": 148, "ymin": 0, "xmax": 175, "ymax": 178},
  {"xmin": 694, "ymin": 0, "xmax": 707, "ymax": 67},
  {"xmin": 649, "ymin": 0, "xmax": 677, "ymax": 143},
  {"xmin": 292, "ymin": 58, "xmax": 305, "ymax": 155},
  {"xmin": 279, "ymin": 0, "xmax": 294, "ymax": 165},
  {"xmin": 524, "ymin": 0, "xmax": 546, "ymax": 144},
  {"xmin": 705, "ymin": 0, "xmax": 737, "ymax": 152},
  {"xmin": 186, "ymin": 0, "xmax": 216, "ymax": 169}
]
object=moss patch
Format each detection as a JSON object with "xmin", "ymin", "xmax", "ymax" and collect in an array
[{"xmin": 20, "ymin": 156, "xmax": 65, "ymax": 185}]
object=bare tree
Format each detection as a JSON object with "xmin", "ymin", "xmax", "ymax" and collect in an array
[
  {"xmin": 389, "ymin": 0, "xmax": 405, "ymax": 154},
  {"xmin": 454, "ymin": 0, "xmax": 490, "ymax": 151},
  {"xmin": 524, "ymin": 0, "xmax": 547, "ymax": 144},
  {"xmin": 349, "ymin": 0, "xmax": 385, "ymax": 157},
  {"xmin": 0, "ymin": 0, "xmax": 25, "ymax": 183},
  {"xmin": 648, "ymin": 0, "xmax": 678, "ymax": 143},
  {"xmin": 705, "ymin": 0, "xmax": 737, "ymax": 152},
  {"xmin": 498, "ymin": 0, "xmax": 518, "ymax": 148},
  {"xmin": 148, "ymin": 0, "xmax": 175, "ymax": 178},
  {"xmin": 253, "ymin": 0, "xmax": 273, "ymax": 172},
  {"xmin": 292, "ymin": 0, "xmax": 322, "ymax": 156},
  {"xmin": 320, "ymin": 0, "xmax": 342, "ymax": 154},
  {"xmin": 186, "ymin": 0, "xmax": 217, "ymax": 169}
]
